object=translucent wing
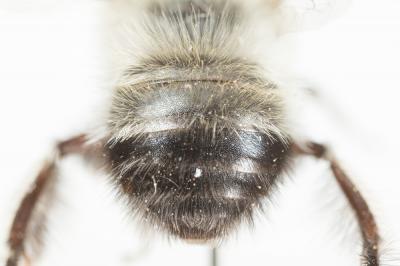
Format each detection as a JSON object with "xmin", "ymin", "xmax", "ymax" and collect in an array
[{"xmin": 271, "ymin": 0, "xmax": 352, "ymax": 33}]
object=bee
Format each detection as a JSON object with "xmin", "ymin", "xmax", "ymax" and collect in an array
[{"xmin": 4, "ymin": 0, "xmax": 381, "ymax": 265}]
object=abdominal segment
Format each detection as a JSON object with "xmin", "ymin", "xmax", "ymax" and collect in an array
[{"xmin": 106, "ymin": 126, "xmax": 289, "ymax": 240}]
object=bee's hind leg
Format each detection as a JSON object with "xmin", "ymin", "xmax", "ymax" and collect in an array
[
  {"xmin": 5, "ymin": 134, "xmax": 103, "ymax": 266},
  {"xmin": 292, "ymin": 142, "xmax": 380, "ymax": 266}
]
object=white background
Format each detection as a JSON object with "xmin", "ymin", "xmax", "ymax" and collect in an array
[{"xmin": 0, "ymin": 1, "xmax": 399, "ymax": 266}]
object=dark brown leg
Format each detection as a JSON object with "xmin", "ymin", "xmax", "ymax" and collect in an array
[
  {"xmin": 293, "ymin": 142, "xmax": 380, "ymax": 266},
  {"xmin": 5, "ymin": 134, "xmax": 103, "ymax": 266}
]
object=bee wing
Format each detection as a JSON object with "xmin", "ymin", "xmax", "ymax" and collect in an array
[{"xmin": 271, "ymin": 0, "xmax": 352, "ymax": 33}]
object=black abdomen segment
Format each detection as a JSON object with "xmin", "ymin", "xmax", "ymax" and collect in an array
[
  {"xmin": 106, "ymin": 127, "xmax": 289, "ymax": 240},
  {"xmin": 109, "ymin": 128, "xmax": 287, "ymax": 175}
]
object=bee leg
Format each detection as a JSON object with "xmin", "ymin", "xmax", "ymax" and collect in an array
[
  {"xmin": 292, "ymin": 142, "xmax": 380, "ymax": 266},
  {"xmin": 5, "ymin": 134, "xmax": 102, "ymax": 266}
]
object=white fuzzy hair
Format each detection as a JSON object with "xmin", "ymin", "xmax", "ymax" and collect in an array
[
  {"xmin": 103, "ymin": 0, "xmax": 349, "ymax": 76},
  {"xmin": 104, "ymin": 0, "xmax": 288, "ymax": 83},
  {"xmin": 95, "ymin": 0, "xmax": 300, "ymax": 144},
  {"xmin": 94, "ymin": 0, "xmax": 349, "ymax": 144}
]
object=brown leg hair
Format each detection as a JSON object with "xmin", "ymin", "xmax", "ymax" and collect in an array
[
  {"xmin": 293, "ymin": 142, "xmax": 379, "ymax": 266},
  {"xmin": 5, "ymin": 134, "xmax": 103, "ymax": 266}
]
